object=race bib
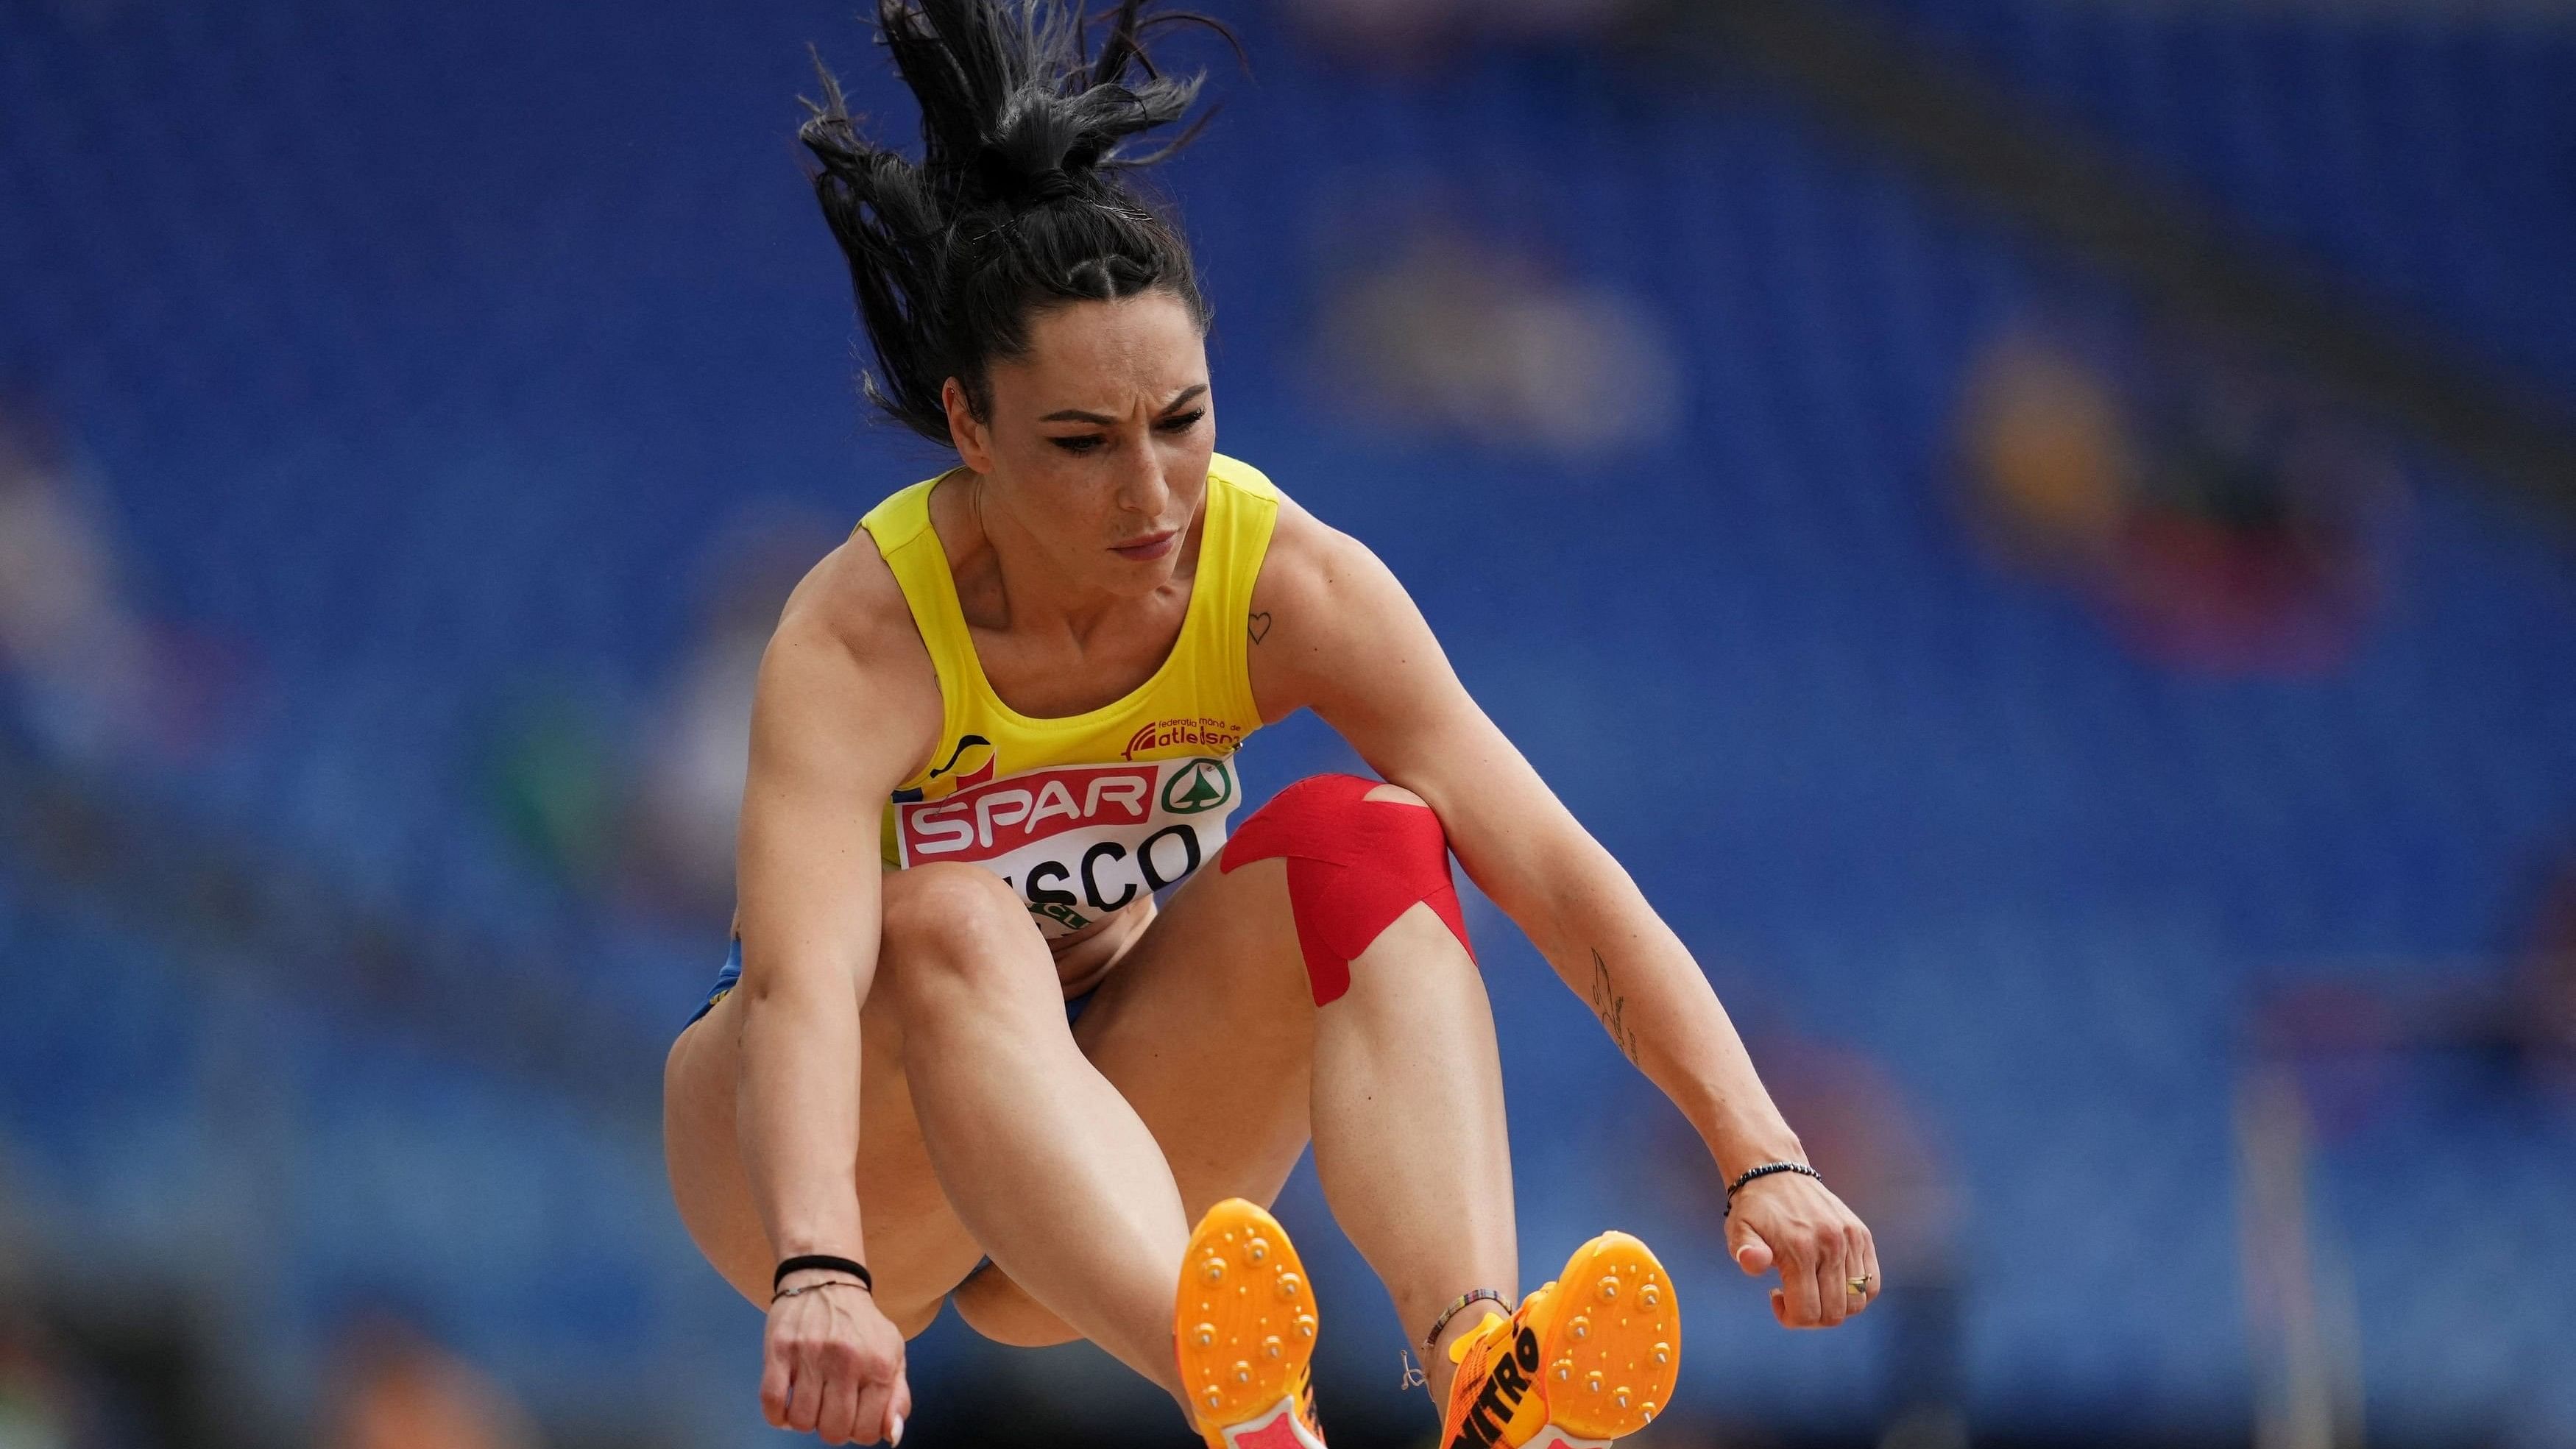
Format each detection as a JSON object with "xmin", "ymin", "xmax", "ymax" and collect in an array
[{"xmin": 892, "ymin": 756, "xmax": 1241, "ymax": 937}]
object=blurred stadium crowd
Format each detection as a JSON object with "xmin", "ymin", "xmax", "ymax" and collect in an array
[{"xmin": 1, "ymin": 1, "xmax": 2572, "ymax": 1447}]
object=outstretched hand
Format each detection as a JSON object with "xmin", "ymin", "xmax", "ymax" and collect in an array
[
  {"xmin": 1724, "ymin": 1171, "xmax": 1882, "ymax": 1329},
  {"xmin": 762, "ymin": 1276, "xmax": 913, "ymax": 1445}
]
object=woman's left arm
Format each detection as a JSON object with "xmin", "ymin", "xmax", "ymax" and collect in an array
[{"xmin": 1250, "ymin": 512, "xmax": 1882, "ymax": 1329}]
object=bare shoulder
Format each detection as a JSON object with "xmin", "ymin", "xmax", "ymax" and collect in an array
[
  {"xmin": 1248, "ymin": 494, "xmax": 1447, "ymax": 722},
  {"xmin": 758, "ymin": 530, "xmax": 943, "ymax": 773},
  {"xmin": 773, "ymin": 528, "xmax": 919, "ymax": 666},
  {"xmin": 1249, "ymin": 493, "xmax": 1393, "ymax": 620}
]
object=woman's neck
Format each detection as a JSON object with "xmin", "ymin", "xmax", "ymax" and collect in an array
[{"xmin": 935, "ymin": 467, "xmax": 1128, "ymax": 644}]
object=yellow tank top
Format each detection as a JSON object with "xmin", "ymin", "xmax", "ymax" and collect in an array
[{"xmin": 863, "ymin": 453, "xmax": 1281, "ymax": 938}]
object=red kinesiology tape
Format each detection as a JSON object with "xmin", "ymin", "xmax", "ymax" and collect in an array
[{"xmin": 1220, "ymin": 773, "xmax": 1474, "ymax": 1006}]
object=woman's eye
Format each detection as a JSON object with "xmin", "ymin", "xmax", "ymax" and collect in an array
[
  {"xmin": 1156, "ymin": 409, "xmax": 1206, "ymax": 433},
  {"xmin": 1050, "ymin": 435, "xmax": 1104, "ymax": 455}
]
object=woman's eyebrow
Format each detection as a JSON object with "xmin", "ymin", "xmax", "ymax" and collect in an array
[{"xmin": 1038, "ymin": 383, "xmax": 1209, "ymax": 425}]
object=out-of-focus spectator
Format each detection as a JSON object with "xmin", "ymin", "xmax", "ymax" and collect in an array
[
  {"xmin": 1314, "ymin": 225, "xmax": 1680, "ymax": 455},
  {"xmin": 2254, "ymin": 845, "xmax": 2576, "ymax": 1114},
  {"xmin": 478, "ymin": 503, "xmax": 835, "ymax": 913},
  {"xmin": 624, "ymin": 503, "xmax": 842, "ymax": 920},
  {"xmin": 0, "ymin": 398, "xmax": 160, "ymax": 765},
  {"xmin": 0, "ymin": 394, "xmax": 244, "ymax": 770},
  {"xmin": 1956, "ymin": 332, "xmax": 2131, "ymax": 567},
  {"xmin": 319, "ymin": 1317, "xmax": 542, "ymax": 1449},
  {"xmin": 1959, "ymin": 325, "xmax": 2402, "ymax": 676},
  {"xmin": 482, "ymin": 687, "xmax": 628, "ymax": 893}
]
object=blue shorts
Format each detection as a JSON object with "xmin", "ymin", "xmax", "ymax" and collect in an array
[
  {"xmin": 687, "ymin": 939, "xmax": 1096, "ymax": 1028},
  {"xmin": 687, "ymin": 938, "xmax": 746, "ymax": 1026}
]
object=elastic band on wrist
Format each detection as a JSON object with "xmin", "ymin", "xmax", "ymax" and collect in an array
[
  {"xmin": 1724, "ymin": 1161, "xmax": 1822, "ymax": 1216},
  {"xmin": 774, "ymin": 1254, "xmax": 873, "ymax": 1296}
]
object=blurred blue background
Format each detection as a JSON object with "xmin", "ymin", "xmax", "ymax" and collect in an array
[{"xmin": 1, "ymin": 1, "xmax": 2572, "ymax": 1447}]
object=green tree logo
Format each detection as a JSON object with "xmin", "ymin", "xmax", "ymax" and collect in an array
[{"xmin": 1160, "ymin": 759, "xmax": 1234, "ymax": 815}]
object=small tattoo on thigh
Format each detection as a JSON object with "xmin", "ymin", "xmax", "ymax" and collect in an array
[{"xmin": 1248, "ymin": 611, "xmax": 1273, "ymax": 645}]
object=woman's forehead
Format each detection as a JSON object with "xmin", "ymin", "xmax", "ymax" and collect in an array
[{"xmin": 1005, "ymin": 295, "xmax": 1207, "ymax": 407}]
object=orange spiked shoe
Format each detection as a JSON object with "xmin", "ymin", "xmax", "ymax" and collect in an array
[
  {"xmin": 1438, "ymin": 1231, "xmax": 1680, "ymax": 1449},
  {"xmin": 1175, "ymin": 1198, "xmax": 1327, "ymax": 1449}
]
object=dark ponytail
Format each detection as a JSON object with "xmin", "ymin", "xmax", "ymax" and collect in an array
[{"xmin": 799, "ymin": 0, "xmax": 1234, "ymax": 446}]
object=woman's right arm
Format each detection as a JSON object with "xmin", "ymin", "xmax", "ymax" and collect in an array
[{"xmin": 732, "ymin": 546, "xmax": 941, "ymax": 1446}]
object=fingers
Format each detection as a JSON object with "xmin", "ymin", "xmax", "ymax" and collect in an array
[
  {"xmin": 852, "ymin": 1380, "xmax": 892, "ymax": 1448},
  {"xmin": 862, "ymin": 1358, "xmax": 913, "ymax": 1444},
  {"xmin": 1777, "ymin": 1233, "xmax": 1824, "ymax": 1327},
  {"xmin": 761, "ymin": 1345, "xmax": 793, "ymax": 1428},
  {"xmin": 1729, "ymin": 1216, "xmax": 1774, "ymax": 1276},
  {"xmin": 1766, "ymin": 1222, "xmax": 1864, "ymax": 1328},
  {"xmin": 821, "ymin": 1356, "xmax": 863, "ymax": 1445},
  {"xmin": 764, "ymin": 1294, "xmax": 905, "ymax": 1443},
  {"xmin": 785, "ymin": 1355, "xmax": 824, "ymax": 1436},
  {"xmin": 1733, "ymin": 1177, "xmax": 1883, "ymax": 1329},
  {"xmin": 1844, "ymin": 1223, "xmax": 1879, "ymax": 1315},
  {"xmin": 1813, "ymin": 1236, "xmax": 1849, "ymax": 1328}
]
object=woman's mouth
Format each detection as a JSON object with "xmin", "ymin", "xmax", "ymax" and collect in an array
[{"xmin": 1111, "ymin": 530, "xmax": 1178, "ymax": 561}]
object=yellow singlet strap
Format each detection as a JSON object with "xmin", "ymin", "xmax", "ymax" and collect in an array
[
  {"xmin": 1199, "ymin": 456, "xmax": 1281, "ymax": 726},
  {"xmin": 857, "ymin": 476, "xmax": 972, "ymax": 770}
]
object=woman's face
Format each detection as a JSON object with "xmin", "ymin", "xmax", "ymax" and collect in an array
[{"xmin": 946, "ymin": 291, "xmax": 1214, "ymax": 600}]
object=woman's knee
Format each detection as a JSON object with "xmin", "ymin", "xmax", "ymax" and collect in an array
[
  {"xmin": 1361, "ymin": 780, "xmax": 1428, "ymax": 809},
  {"xmin": 1221, "ymin": 773, "xmax": 1473, "ymax": 1006},
  {"xmin": 878, "ymin": 862, "xmax": 1046, "ymax": 1002}
]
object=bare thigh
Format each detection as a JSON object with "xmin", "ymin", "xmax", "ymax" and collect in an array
[
  {"xmin": 1069, "ymin": 780, "xmax": 1447, "ymax": 1215},
  {"xmin": 668, "ymin": 796, "xmax": 1409, "ymax": 1342},
  {"xmin": 952, "ymin": 832, "xmax": 1390, "ymax": 1342},
  {"xmin": 662, "ymin": 944, "xmax": 984, "ymax": 1337},
  {"xmin": 1069, "ymin": 852, "xmax": 1316, "ymax": 1217}
]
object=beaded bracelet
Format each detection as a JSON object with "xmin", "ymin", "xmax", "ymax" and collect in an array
[
  {"xmin": 1724, "ymin": 1161, "xmax": 1822, "ymax": 1216},
  {"xmin": 1420, "ymin": 1288, "xmax": 1510, "ymax": 1352}
]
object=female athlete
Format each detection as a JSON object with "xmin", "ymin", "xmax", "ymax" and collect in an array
[{"xmin": 661, "ymin": 4, "xmax": 1881, "ymax": 1446}]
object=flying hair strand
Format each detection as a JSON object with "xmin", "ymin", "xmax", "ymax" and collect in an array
[{"xmin": 797, "ymin": 0, "xmax": 1231, "ymax": 444}]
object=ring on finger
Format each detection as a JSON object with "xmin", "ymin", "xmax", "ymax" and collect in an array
[{"xmin": 1847, "ymin": 1275, "xmax": 1872, "ymax": 1297}]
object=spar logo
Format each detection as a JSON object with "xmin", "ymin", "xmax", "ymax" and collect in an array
[
  {"xmin": 1121, "ymin": 716, "xmax": 1244, "ymax": 760},
  {"xmin": 899, "ymin": 763, "xmax": 1156, "ymax": 862},
  {"xmin": 1161, "ymin": 759, "xmax": 1234, "ymax": 814},
  {"xmin": 894, "ymin": 755, "xmax": 1246, "ymax": 937}
]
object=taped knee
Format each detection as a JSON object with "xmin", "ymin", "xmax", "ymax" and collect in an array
[{"xmin": 1220, "ymin": 773, "xmax": 1474, "ymax": 1007}]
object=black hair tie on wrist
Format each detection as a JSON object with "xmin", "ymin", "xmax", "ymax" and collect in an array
[
  {"xmin": 774, "ymin": 1254, "xmax": 873, "ymax": 1296},
  {"xmin": 1724, "ymin": 1161, "xmax": 1823, "ymax": 1217}
]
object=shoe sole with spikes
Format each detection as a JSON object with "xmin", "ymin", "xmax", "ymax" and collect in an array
[
  {"xmin": 1176, "ymin": 1198, "xmax": 1325, "ymax": 1449},
  {"xmin": 1528, "ymin": 1230, "xmax": 1680, "ymax": 1445}
]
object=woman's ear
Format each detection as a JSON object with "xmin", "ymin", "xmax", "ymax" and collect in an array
[{"xmin": 944, "ymin": 377, "xmax": 994, "ymax": 472}]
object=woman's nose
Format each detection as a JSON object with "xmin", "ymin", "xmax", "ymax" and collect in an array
[{"xmin": 1116, "ymin": 436, "xmax": 1167, "ymax": 514}]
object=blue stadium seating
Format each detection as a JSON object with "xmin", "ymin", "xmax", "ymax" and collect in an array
[{"xmin": 1, "ymin": 1, "xmax": 2571, "ymax": 1444}]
